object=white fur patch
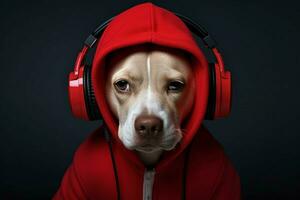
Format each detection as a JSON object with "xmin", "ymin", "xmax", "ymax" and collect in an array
[{"xmin": 118, "ymin": 53, "xmax": 182, "ymax": 151}]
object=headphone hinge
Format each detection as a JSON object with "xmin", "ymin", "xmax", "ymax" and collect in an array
[
  {"xmin": 203, "ymin": 35, "xmax": 217, "ymax": 48},
  {"xmin": 85, "ymin": 34, "xmax": 97, "ymax": 48}
]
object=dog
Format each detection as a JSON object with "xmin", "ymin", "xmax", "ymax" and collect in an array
[
  {"xmin": 105, "ymin": 43, "xmax": 195, "ymax": 166},
  {"xmin": 54, "ymin": 4, "xmax": 241, "ymax": 199}
]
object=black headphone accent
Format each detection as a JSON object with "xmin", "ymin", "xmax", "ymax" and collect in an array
[
  {"xmin": 204, "ymin": 63, "xmax": 216, "ymax": 120},
  {"xmin": 83, "ymin": 64, "xmax": 101, "ymax": 120}
]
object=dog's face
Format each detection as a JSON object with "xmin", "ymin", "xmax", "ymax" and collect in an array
[{"xmin": 105, "ymin": 44, "xmax": 195, "ymax": 153}]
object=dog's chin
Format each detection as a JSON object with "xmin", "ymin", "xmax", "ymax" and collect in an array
[
  {"xmin": 135, "ymin": 144, "xmax": 162, "ymax": 153},
  {"xmin": 134, "ymin": 142, "xmax": 178, "ymax": 153},
  {"xmin": 134, "ymin": 136, "xmax": 182, "ymax": 153},
  {"xmin": 120, "ymin": 128, "xmax": 183, "ymax": 152}
]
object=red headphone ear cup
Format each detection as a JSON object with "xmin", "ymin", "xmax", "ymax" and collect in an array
[
  {"xmin": 68, "ymin": 66, "xmax": 90, "ymax": 120},
  {"xmin": 214, "ymin": 63, "xmax": 232, "ymax": 119},
  {"xmin": 220, "ymin": 70, "xmax": 232, "ymax": 117}
]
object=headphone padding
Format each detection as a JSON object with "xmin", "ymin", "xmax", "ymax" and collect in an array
[
  {"xmin": 204, "ymin": 63, "xmax": 216, "ymax": 120},
  {"xmin": 83, "ymin": 65, "xmax": 101, "ymax": 120}
]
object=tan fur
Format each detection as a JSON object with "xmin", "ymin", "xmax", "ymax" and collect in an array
[{"xmin": 105, "ymin": 44, "xmax": 195, "ymax": 166}]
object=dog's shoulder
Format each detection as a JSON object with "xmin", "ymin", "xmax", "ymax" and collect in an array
[
  {"xmin": 187, "ymin": 125, "xmax": 241, "ymax": 199},
  {"xmin": 54, "ymin": 126, "xmax": 118, "ymax": 199},
  {"xmin": 190, "ymin": 125, "xmax": 226, "ymax": 160},
  {"xmin": 75, "ymin": 125, "xmax": 108, "ymax": 157},
  {"xmin": 73, "ymin": 125, "xmax": 113, "ymax": 172},
  {"xmin": 71, "ymin": 126, "xmax": 117, "ymax": 197}
]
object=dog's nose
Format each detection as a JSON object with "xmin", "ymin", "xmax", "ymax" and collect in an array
[{"xmin": 135, "ymin": 115, "xmax": 163, "ymax": 137}]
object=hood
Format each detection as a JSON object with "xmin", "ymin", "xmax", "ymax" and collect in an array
[{"xmin": 91, "ymin": 2, "xmax": 209, "ymax": 171}]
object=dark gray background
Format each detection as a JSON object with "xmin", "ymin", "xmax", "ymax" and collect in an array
[{"xmin": 0, "ymin": 0, "xmax": 299, "ymax": 199}]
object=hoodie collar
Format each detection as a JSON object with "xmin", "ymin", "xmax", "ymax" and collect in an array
[{"xmin": 91, "ymin": 2, "xmax": 209, "ymax": 172}]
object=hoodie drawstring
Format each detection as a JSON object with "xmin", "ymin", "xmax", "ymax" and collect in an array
[
  {"xmin": 104, "ymin": 124, "xmax": 192, "ymax": 200},
  {"xmin": 104, "ymin": 126, "xmax": 121, "ymax": 200},
  {"xmin": 182, "ymin": 141, "xmax": 192, "ymax": 200}
]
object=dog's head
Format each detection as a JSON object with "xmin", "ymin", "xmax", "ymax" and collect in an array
[{"xmin": 105, "ymin": 44, "xmax": 195, "ymax": 153}]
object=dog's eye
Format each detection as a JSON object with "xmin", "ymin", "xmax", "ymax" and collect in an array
[
  {"xmin": 114, "ymin": 80, "xmax": 130, "ymax": 93},
  {"xmin": 167, "ymin": 80, "xmax": 185, "ymax": 92}
]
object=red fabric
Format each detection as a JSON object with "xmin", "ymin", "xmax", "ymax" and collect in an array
[{"xmin": 53, "ymin": 2, "xmax": 241, "ymax": 199}]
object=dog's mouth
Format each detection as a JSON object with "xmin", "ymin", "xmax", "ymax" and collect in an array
[
  {"xmin": 136, "ymin": 144, "xmax": 157, "ymax": 152},
  {"xmin": 135, "ymin": 132, "xmax": 182, "ymax": 153},
  {"xmin": 135, "ymin": 142, "xmax": 178, "ymax": 153},
  {"xmin": 119, "ymin": 122, "xmax": 183, "ymax": 152}
]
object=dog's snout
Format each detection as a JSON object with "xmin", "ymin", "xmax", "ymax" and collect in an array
[{"xmin": 135, "ymin": 115, "xmax": 163, "ymax": 137}]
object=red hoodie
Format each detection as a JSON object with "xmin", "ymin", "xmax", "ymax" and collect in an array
[{"xmin": 53, "ymin": 2, "xmax": 241, "ymax": 200}]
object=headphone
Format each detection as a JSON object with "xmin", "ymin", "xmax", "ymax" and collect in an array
[{"xmin": 68, "ymin": 13, "xmax": 232, "ymax": 121}]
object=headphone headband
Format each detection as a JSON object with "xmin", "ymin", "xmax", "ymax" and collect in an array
[
  {"xmin": 73, "ymin": 13, "xmax": 225, "ymax": 76},
  {"xmin": 83, "ymin": 13, "xmax": 217, "ymax": 49},
  {"xmin": 84, "ymin": 17, "xmax": 114, "ymax": 48}
]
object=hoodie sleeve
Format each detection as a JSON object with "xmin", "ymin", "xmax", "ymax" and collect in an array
[
  {"xmin": 52, "ymin": 162, "xmax": 88, "ymax": 200},
  {"xmin": 211, "ymin": 155, "xmax": 241, "ymax": 200}
]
